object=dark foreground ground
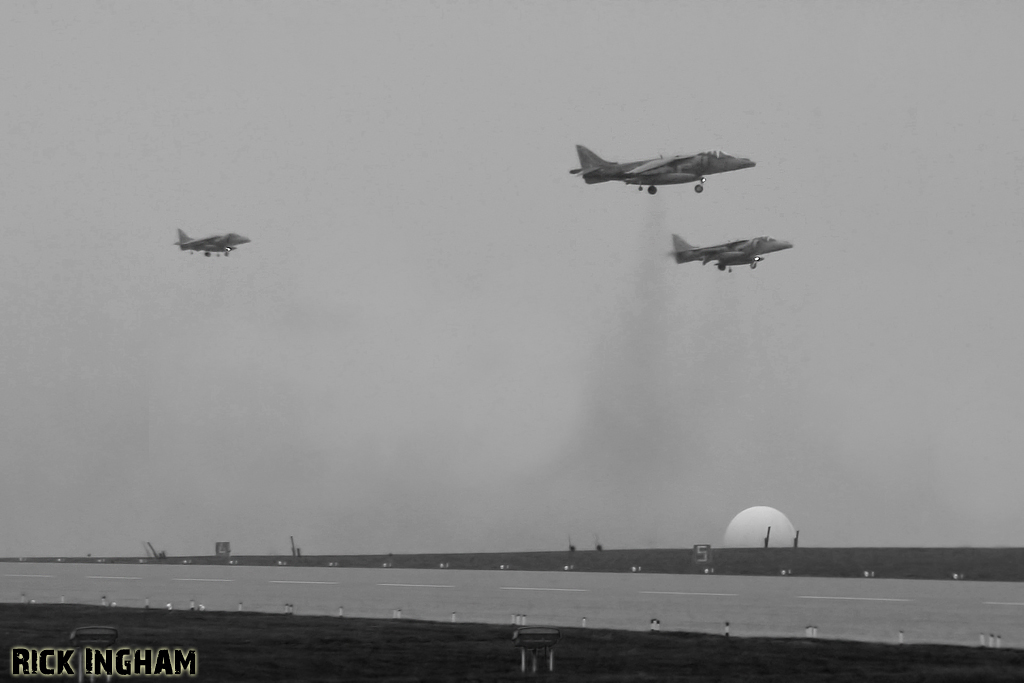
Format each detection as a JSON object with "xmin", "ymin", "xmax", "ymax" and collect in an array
[{"xmin": 2, "ymin": 604, "xmax": 1023, "ymax": 682}]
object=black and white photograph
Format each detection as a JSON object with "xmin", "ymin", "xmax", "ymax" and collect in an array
[{"xmin": 2, "ymin": 1, "xmax": 1024, "ymax": 680}]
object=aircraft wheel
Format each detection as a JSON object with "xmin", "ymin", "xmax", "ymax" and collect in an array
[
  {"xmin": 751, "ymin": 263, "xmax": 757, "ymax": 269},
  {"xmin": 694, "ymin": 184, "xmax": 703, "ymax": 193},
  {"xmin": 717, "ymin": 264, "xmax": 726, "ymax": 271},
  {"xmin": 638, "ymin": 186, "xmax": 644, "ymax": 192},
  {"xmin": 204, "ymin": 252, "xmax": 211, "ymax": 257},
  {"xmin": 729, "ymin": 267, "xmax": 733, "ymax": 273},
  {"xmin": 647, "ymin": 186, "xmax": 657, "ymax": 194}
]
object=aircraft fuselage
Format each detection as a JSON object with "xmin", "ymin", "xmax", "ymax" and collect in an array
[
  {"xmin": 582, "ymin": 152, "xmax": 754, "ymax": 186},
  {"xmin": 672, "ymin": 235, "xmax": 792, "ymax": 271},
  {"xmin": 175, "ymin": 230, "xmax": 251, "ymax": 256}
]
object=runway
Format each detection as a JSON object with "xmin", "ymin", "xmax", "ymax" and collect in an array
[{"xmin": 4, "ymin": 563, "xmax": 1023, "ymax": 648}]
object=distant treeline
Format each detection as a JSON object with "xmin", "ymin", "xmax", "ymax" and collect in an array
[{"xmin": 6, "ymin": 547, "xmax": 1024, "ymax": 582}]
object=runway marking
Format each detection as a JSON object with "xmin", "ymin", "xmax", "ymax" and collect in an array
[
  {"xmin": 378, "ymin": 583, "xmax": 454, "ymax": 588},
  {"xmin": 640, "ymin": 591, "xmax": 738, "ymax": 597},
  {"xmin": 5, "ymin": 574, "xmax": 53, "ymax": 578},
  {"xmin": 798, "ymin": 595, "xmax": 911, "ymax": 602},
  {"xmin": 173, "ymin": 578, "xmax": 234, "ymax": 582},
  {"xmin": 87, "ymin": 576, "xmax": 142, "ymax": 580},
  {"xmin": 984, "ymin": 601, "xmax": 1024, "ymax": 606},
  {"xmin": 269, "ymin": 580, "xmax": 338, "ymax": 585},
  {"xmin": 500, "ymin": 587, "xmax": 588, "ymax": 592}
]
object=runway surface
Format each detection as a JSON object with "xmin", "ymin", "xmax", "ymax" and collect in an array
[{"xmin": 4, "ymin": 563, "xmax": 1022, "ymax": 647}]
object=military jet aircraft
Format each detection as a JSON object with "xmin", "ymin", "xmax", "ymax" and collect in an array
[
  {"xmin": 175, "ymin": 229, "xmax": 250, "ymax": 257},
  {"xmin": 672, "ymin": 234, "xmax": 792, "ymax": 272},
  {"xmin": 570, "ymin": 145, "xmax": 755, "ymax": 194}
]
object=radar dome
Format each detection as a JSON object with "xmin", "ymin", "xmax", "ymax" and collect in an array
[{"xmin": 723, "ymin": 506, "xmax": 796, "ymax": 547}]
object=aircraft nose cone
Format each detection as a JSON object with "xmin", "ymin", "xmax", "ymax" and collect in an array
[
  {"xmin": 779, "ymin": 240, "xmax": 793, "ymax": 249},
  {"xmin": 744, "ymin": 158, "xmax": 756, "ymax": 168},
  {"xmin": 238, "ymin": 236, "xmax": 251, "ymax": 244}
]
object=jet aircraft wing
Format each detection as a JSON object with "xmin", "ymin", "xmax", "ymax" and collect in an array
[
  {"xmin": 626, "ymin": 154, "xmax": 698, "ymax": 175},
  {"xmin": 678, "ymin": 239, "xmax": 751, "ymax": 260},
  {"xmin": 695, "ymin": 239, "xmax": 747, "ymax": 253},
  {"xmin": 182, "ymin": 236, "xmax": 227, "ymax": 249}
]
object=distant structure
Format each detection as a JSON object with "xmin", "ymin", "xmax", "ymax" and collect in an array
[
  {"xmin": 143, "ymin": 542, "xmax": 166, "ymax": 559},
  {"xmin": 215, "ymin": 542, "xmax": 231, "ymax": 557},
  {"xmin": 723, "ymin": 507, "xmax": 797, "ymax": 548},
  {"xmin": 290, "ymin": 536, "xmax": 301, "ymax": 557}
]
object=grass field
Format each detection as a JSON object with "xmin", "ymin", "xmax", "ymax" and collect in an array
[{"xmin": 3, "ymin": 604, "xmax": 1024, "ymax": 681}]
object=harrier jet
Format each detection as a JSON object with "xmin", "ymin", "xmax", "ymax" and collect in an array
[
  {"xmin": 672, "ymin": 234, "xmax": 792, "ymax": 272},
  {"xmin": 570, "ymin": 145, "xmax": 755, "ymax": 194},
  {"xmin": 175, "ymin": 229, "xmax": 250, "ymax": 257}
]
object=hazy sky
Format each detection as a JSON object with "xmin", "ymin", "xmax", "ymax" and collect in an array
[{"xmin": 2, "ymin": 2, "xmax": 1023, "ymax": 557}]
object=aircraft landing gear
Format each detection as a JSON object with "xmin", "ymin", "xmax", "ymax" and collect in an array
[
  {"xmin": 717, "ymin": 264, "xmax": 726, "ymax": 271},
  {"xmin": 638, "ymin": 186, "xmax": 644, "ymax": 192},
  {"xmin": 728, "ymin": 267, "xmax": 733, "ymax": 273},
  {"xmin": 647, "ymin": 186, "xmax": 658, "ymax": 195},
  {"xmin": 694, "ymin": 177, "xmax": 706, "ymax": 193},
  {"xmin": 750, "ymin": 262, "xmax": 757, "ymax": 269},
  {"xmin": 204, "ymin": 252, "xmax": 211, "ymax": 257}
]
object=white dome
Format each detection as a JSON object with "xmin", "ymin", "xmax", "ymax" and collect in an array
[{"xmin": 723, "ymin": 506, "xmax": 796, "ymax": 547}]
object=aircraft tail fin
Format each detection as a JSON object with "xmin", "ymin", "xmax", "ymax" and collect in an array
[
  {"xmin": 176, "ymin": 229, "xmax": 190, "ymax": 248},
  {"xmin": 672, "ymin": 234, "xmax": 696, "ymax": 264},
  {"xmin": 672, "ymin": 234, "xmax": 696, "ymax": 252},
  {"xmin": 571, "ymin": 145, "xmax": 612, "ymax": 174}
]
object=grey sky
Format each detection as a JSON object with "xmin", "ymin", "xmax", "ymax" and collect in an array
[{"xmin": 1, "ymin": 2, "xmax": 1022, "ymax": 556}]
